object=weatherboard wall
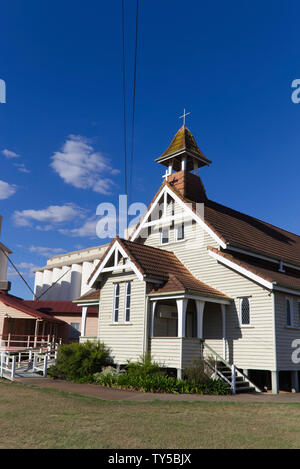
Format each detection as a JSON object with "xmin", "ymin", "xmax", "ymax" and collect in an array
[{"xmin": 98, "ymin": 271, "xmax": 146, "ymax": 364}]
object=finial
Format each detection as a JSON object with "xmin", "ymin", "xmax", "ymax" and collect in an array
[{"xmin": 179, "ymin": 108, "xmax": 191, "ymax": 127}]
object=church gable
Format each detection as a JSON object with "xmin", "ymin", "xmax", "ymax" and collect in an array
[
  {"xmin": 130, "ymin": 182, "xmax": 225, "ymax": 250},
  {"xmin": 88, "ymin": 238, "xmax": 144, "ymax": 288}
]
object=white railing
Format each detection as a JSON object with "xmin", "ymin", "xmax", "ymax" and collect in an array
[
  {"xmin": 0, "ymin": 334, "xmax": 62, "ymax": 350},
  {"xmin": 201, "ymin": 340, "xmax": 262, "ymax": 394},
  {"xmin": 0, "ymin": 343, "xmax": 58, "ymax": 381},
  {"xmin": 0, "ymin": 353, "xmax": 16, "ymax": 380}
]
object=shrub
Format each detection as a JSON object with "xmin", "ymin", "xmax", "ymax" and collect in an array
[
  {"xmin": 184, "ymin": 357, "xmax": 215, "ymax": 386},
  {"xmin": 125, "ymin": 352, "xmax": 165, "ymax": 378},
  {"xmin": 48, "ymin": 341, "xmax": 113, "ymax": 382}
]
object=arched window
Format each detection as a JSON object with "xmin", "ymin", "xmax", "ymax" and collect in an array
[
  {"xmin": 125, "ymin": 282, "xmax": 131, "ymax": 322},
  {"xmin": 240, "ymin": 297, "xmax": 250, "ymax": 325}
]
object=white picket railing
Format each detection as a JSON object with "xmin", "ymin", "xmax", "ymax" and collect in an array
[{"xmin": 0, "ymin": 343, "xmax": 58, "ymax": 381}]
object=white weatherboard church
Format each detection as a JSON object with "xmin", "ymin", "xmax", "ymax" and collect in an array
[{"xmin": 35, "ymin": 123, "xmax": 300, "ymax": 394}]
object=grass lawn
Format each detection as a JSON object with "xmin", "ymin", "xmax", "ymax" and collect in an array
[{"xmin": 0, "ymin": 380, "xmax": 300, "ymax": 449}]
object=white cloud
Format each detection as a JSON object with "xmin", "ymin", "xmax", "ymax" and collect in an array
[
  {"xmin": 2, "ymin": 149, "xmax": 20, "ymax": 159},
  {"xmin": 7, "ymin": 262, "xmax": 38, "ymax": 279},
  {"xmin": 50, "ymin": 135, "xmax": 119, "ymax": 195},
  {"xmin": 36, "ymin": 224, "xmax": 56, "ymax": 231},
  {"xmin": 14, "ymin": 163, "xmax": 30, "ymax": 173},
  {"xmin": 13, "ymin": 203, "xmax": 84, "ymax": 227},
  {"xmin": 28, "ymin": 246, "xmax": 66, "ymax": 257},
  {"xmin": 0, "ymin": 180, "xmax": 17, "ymax": 199},
  {"xmin": 59, "ymin": 218, "xmax": 98, "ymax": 238}
]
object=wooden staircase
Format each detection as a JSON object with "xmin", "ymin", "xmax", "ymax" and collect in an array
[
  {"xmin": 201, "ymin": 340, "xmax": 262, "ymax": 394},
  {"xmin": 216, "ymin": 361, "xmax": 256, "ymax": 393}
]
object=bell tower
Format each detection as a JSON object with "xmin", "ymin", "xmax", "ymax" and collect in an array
[
  {"xmin": 155, "ymin": 115, "xmax": 211, "ymax": 202},
  {"xmin": 155, "ymin": 116, "xmax": 211, "ymax": 180}
]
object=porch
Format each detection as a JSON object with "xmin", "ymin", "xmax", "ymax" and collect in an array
[
  {"xmin": 0, "ymin": 316, "xmax": 62, "ymax": 351},
  {"xmin": 148, "ymin": 295, "xmax": 230, "ymax": 373}
]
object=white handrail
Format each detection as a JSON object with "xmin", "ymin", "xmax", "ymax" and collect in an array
[
  {"xmin": 201, "ymin": 340, "xmax": 262, "ymax": 393},
  {"xmin": 0, "ymin": 343, "xmax": 58, "ymax": 380},
  {"xmin": 231, "ymin": 364, "xmax": 236, "ymax": 395}
]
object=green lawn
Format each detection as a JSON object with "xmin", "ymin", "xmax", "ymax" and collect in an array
[{"xmin": 0, "ymin": 381, "xmax": 300, "ymax": 449}]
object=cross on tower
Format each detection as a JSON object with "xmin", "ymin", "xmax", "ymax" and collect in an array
[{"xmin": 179, "ymin": 108, "xmax": 191, "ymax": 127}]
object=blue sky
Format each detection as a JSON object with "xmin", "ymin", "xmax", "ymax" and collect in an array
[{"xmin": 1, "ymin": 0, "xmax": 300, "ymax": 299}]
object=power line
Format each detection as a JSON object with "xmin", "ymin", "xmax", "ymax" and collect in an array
[
  {"xmin": 35, "ymin": 268, "xmax": 72, "ymax": 300},
  {"xmin": 121, "ymin": 0, "xmax": 128, "ymax": 196},
  {"xmin": 0, "ymin": 245, "xmax": 36, "ymax": 299},
  {"xmin": 129, "ymin": 0, "xmax": 139, "ymax": 204},
  {"xmin": 0, "ymin": 244, "xmax": 72, "ymax": 301}
]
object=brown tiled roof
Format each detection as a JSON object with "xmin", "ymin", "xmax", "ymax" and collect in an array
[
  {"xmin": 204, "ymin": 200, "xmax": 300, "ymax": 267},
  {"xmin": 90, "ymin": 237, "xmax": 229, "ymax": 300},
  {"xmin": 164, "ymin": 173, "xmax": 300, "ymax": 268},
  {"xmin": 129, "ymin": 171, "xmax": 300, "ymax": 269},
  {"xmin": 208, "ymin": 247, "xmax": 300, "ymax": 292},
  {"xmin": 74, "ymin": 289, "xmax": 100, "ymax": 303},
  {"xmin": 148, "ymin": 273, "xmax": 229, "ymax": 298},
  {"xmin": 155, "ymin": 126, "xmax": 211, "ymax": 170}
]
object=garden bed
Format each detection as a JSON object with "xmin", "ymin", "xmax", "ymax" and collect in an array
[{"xmin": 48, "ymin": 342, "xmax": 230, "ymax": 396}]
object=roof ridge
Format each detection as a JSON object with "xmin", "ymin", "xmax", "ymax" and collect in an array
[
  {"xmin": 207, "ymin": 199, "xmax": 300, "ymax": 241},
  {"xmin": 168, "ymin": 273, "xmax": 185, "ymax": 288}
]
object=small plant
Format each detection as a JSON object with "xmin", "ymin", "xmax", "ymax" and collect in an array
[
  {"xmin": 93, "ymin": 366, "xmax": 125, "ymax": 381},
  {"xmin": 184, "ymin": 357, "xmax": 214, "ymax": 386},
  {"xmin": 48, "ymin": 341, "xmax": 113, "ymax": 382},
  {"xmin": 125, "ymin": 352, "xmax": 165, "ymax": 378}
]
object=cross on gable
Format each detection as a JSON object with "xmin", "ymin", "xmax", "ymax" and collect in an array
[{"xmin": 179, "ymin": 108, "xmax": 191, "ymax": 127}]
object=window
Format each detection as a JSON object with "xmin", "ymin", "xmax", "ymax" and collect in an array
[
  {"xmin": 240, "ymin": 297, "xmax": 250, "ymax": 325},
  {"xmin": 161, "ymin": 227, "xmax": 169, "ymax": 244},
  {"xmin": 298, "ymin": 302, "xmax": 300, "ymax": 327},
  {"xmin": 69, "ymin": 322, "xmax": 80, "ymax": 339},
  {"xmin": 286, "ymin": 298, "xmax": 293, "ymax": 327},
  {"xmin": 124, "ymin": 282, "xmax": 131, "ymax": 322},
  {"xmin": 176, "ymin": 223, "xmax": 185, "ymax": 241},
  {"xmin": 171, "ymin": 200, "xmax": 175, "ymax": 216},
  {"xmin": 113, "ymin": 283, "xmax": 120, "ymax": 323}
]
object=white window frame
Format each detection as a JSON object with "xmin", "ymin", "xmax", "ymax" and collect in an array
[
  {"xmin": 112, "ymin": 283, "xmax": 120, "ymax": 323},
  {"xmin": 124, "ymin": 281, "xmax": 132, "ymax": 323},
  {"xmin": 160, "ymin": 227, "xmax": 169, "ymax": 245},
  {"xmin": 286, "ymin": 296, "xmax": 294, "ymax": 328},
  {"xmin": 175, "ymin": 223, "xmax": 185, "ymax": 242},
  {"xmin": 239, "ymin": 297, "xmax": 251, "ymax": 327}
]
